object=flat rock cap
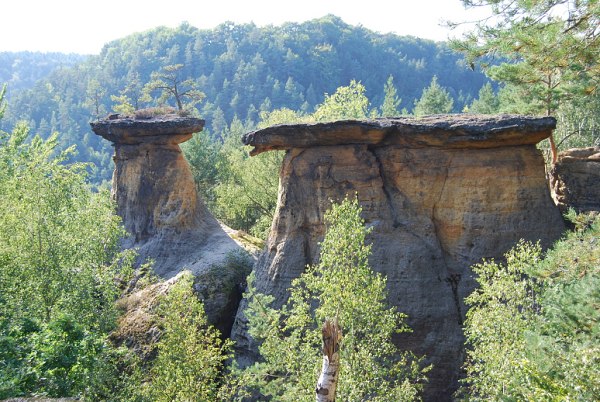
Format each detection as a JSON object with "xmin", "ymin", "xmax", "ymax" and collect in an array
[
  {"xmin": 242, "ymin": 114, "xmax": 556, "ymax": 155},
  {"xmin": 91, "ymin": 114, "xmax": 205, "ymax": 144}
]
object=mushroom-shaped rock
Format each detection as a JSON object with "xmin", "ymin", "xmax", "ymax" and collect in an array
[
  {"xmin": 232, "ymin": 114, "xmax": 564, "ymax": 401},
  {"xmin": 91, "ymin": 115, "xmax": 207, "ymax": 239},
  {"xmin": 242, "ymin": 114, "xmax": 557, "ymax": 154},
  {"xmin": 91, "ymin": 114, "xmax": 252, "ymax": 337}
]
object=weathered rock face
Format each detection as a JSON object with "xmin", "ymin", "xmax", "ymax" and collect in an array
[
  {"xmin": 550, "ymin": 147, "xmax": 600, "ymax": 213},
  {"xmin": 91, "ymin": 114, "xmax": 251, "ymax": 336},
  {"xmin": 232, "ymin": 115, "xmax": 565, "ymax": 400},
  {"xmin": 91, "ymin": 115, "xmax": 206, "ymax": 243}
]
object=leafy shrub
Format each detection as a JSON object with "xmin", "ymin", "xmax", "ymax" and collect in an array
[
  {"xmin": 460, "ymin": 213, "xmax": 600, "ymax": 400},
  {"xmin": 141, "ymin": 271, "xmax": 233, "ymax": 401},
  {"xmin": 240, "ymin": 197, "xmax": 427, "ymax": 401},
  {"xmin": 0, "ymin": 115, "xmax": 137, "ymax": 399}
]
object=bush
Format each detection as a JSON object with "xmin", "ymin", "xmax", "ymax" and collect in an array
[
  {"xmin": 0, "ymin": 118, "xmax": 136, "ymax": 399},
  {"xmin": 241, "ymin": 197, "xmax": 427, "ymax": 401},
  {"xmin": 459, "ymin": 213, "xmax": 600, "ymax": 400},
  {"xmin": 141, "ymin": 272, "xmax": 233, "ymax": 401}
]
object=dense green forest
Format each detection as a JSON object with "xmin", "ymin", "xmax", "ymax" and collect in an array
[
  {"xmin": 1, "ymin": 1, "xmax": 599, "ymax": 400},
  {"xmin": 2, "ymin": 14, "xmax": 597, "ymax": 188},
  {"xmin": 0, "ymin": 52, "xmax": 85, "ymax": 92},
  {"xmin": 0, "ymin": 15, "xmax": 491, "ymax": 183}
]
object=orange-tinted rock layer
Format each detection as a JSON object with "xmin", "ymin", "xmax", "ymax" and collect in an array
[{"xmin": 92, "ymin": 114, "xmax": 248, "ymax": 336}]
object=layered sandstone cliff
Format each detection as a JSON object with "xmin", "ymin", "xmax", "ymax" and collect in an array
[
  {"xmin": 91, "ymin": 114, "xmax": 250, "ymax": 335},
  {"xmin": 551, "ymin": 146, "xmax": 600, "ymax": 213},
  {"xmin": 232, "ymin": 115, "xmax": 565, "ymax": 400}
]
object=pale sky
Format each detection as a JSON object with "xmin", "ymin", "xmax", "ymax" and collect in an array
[{"xmin": 1, "ymin": 0, "xmax": 490, "ymax": 54}]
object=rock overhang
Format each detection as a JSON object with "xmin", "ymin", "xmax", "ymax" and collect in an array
[
  {"xmin": 242, "ymin": 114, "xmax": 556, "ymax": 155},
  {"xmin": 233, "ymin": 113, "xmax": 565, "ymax": 399},
  {"xmin": 90, "ymin": 114, "xmax": 205, "ymax": 145}
]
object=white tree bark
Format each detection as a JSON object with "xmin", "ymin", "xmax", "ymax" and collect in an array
[{"xmin": 315, "ymin": 319, "xmax": 342, "ymax": 402}]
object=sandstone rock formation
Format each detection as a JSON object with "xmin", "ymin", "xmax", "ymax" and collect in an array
[
  {"xmin": 232, "ymin": 115, "xmax": 565, "ymax": 400},
  {"xmin": 91, "ymin": 113, "xmax": 251, "ymax": 336},
  {"xmin": 550, "ymin": 146, "xmax": 600, "ymax": 213}
]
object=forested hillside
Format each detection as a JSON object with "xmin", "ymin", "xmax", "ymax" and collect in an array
[
  {"xmin": 0, "ymin": 52, "xmax": 85, "ymax": 92},
  {"xmin": 1, "ymin": 2, "xmax": 599, "ymax": 400},
  {"xmin": 0, "ymin": 15, "xmax": 490, "ymax": 183}
]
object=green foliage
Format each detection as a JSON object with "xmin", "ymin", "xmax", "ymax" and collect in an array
[
  {"xmin": 553, "ymin": 91, "xmax": 600, "ymax": 149},
  {"xmin": 181, "ymin": 129, "xmax": 224, "ymax": 206},
  {"xmin": 313, "ymin": 80, "xmax": 370, "ymax": 121},
  {"xmin": 452, "ymin": 0, "xmax": 600, "ymax": 150},
  {"xmin": 85, "ymin": 79, "xmax": 107, "ymax": 118},
  {"xmin": 0, "ymin": 128, "xmax": 126, "ymax": 327},
  {"xmin": 0, "ymin": 84, "xmax": 6, "ymax": 120},
  {"xmin": 209, "ymin": 110, "xmax": 302, "ymax": 237},
  {"xmin": 0, "ymin": 116, "xmax": 137, "ymax": 398},
  {"xmin": 467, "ymin": 82, "xmax": 499, "ymax": 114},
  {"xmin": 455, "ymin": 0, "xmax": 598, "ymax": 112},
  {"xmin": 110, "ymin": 93, "xmax": 136, "ymax": 115},
  {"xmin": 460, "ymin": 241, "xmax": 542, "ymax": 400},
  {"xmin": 3, "ymin": 18, "xmax": 489, "ymax": 183},
  {"xmin": 112, "ymin": 72, "xmax": 145, "ymax": 114},
  {"xmin": 141, "ymin": 271, "xmax": 233, "ymax": 401},
  {"xmin": 242, "ymin": 197, "xmax": 427, "ymax": 401},
  {"xmin": 143, "ymin": 64, "xmax": 205, "ymax": 112},
  {"xmin": 413, "ymin": 76, "xmax": 454, "ymax": 116},
  {"xmin": 213, "ymin": 114, "xmax": 283, "ymax": 238},
  {"xmin": 0, "ymin": 53, "xmax": 85, "ymax": 92},
  {"xmin": 381, "ymin": 75, "xmax": 402, "ymax": 117},
  {"xmin": 207, "ymin": 80, "xmax": 387, "ymax": 236},
  {"xmin": 257, "ymin": 107, "xmax": 308, "ymax": 128},
  {"xmin": 460, "ymin": 214, "xmax": 600, "ymax": 400},
  {"xmin": 214, "ymin": 138, "xmax": 284, "ymax": 238}
]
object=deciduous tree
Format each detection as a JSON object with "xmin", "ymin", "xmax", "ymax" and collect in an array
[
  {"xmin": 313, "ymin": 80, "xmax": 370, "ymax": 121},
  {"xmin": 242, "ymin": 198, "xmax": 426, "ymax": 401},
  {"xmin": 0, "ymin": 106, "xmax": 136, "ymax": 398},
  {"xmin": 143, "ymin": 272, "xmax": 233, "ymax": 401},
  {"xmin": 460, "ymin": 214, "xmax": 600, "ymax": 400}
]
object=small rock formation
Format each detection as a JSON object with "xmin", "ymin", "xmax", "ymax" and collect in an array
[
  {"xmin": 91, "ymin": 114, "xmax": 251, "ymax": 336},
  {"xmin": 550, "ymin": 146, "xmax": 600, "ymax": 213},
  {"xmin": 232, "ymin": 115, "xmax": 565, "ymax": 401}
]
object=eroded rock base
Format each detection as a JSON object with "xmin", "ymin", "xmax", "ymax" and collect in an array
[
  {"xmin": 551, "ymin": 146, "xmax": 600, "ymax": 213},
  {"xmin": 233, "ymin": 116, "xmax": 565, "ymax": 400}
]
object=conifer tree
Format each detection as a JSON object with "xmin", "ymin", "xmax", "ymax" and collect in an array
[
  {"xmin": 468, "ymin": 82, "xmax": 499, "ymax": 114},
  {"xmin": 381, "ymin": 75, "xmax": 402, "ymax": 117},
  {"xmin": 451, "ymin": 0, "xmax": 599, "ymax": 161},
  {"xmin": 452, "ymin": 0, "xmax": 598, "ymax": 115},
  {"xmin": 143, "ymin": 64, "xmax": 205, "ymax": 111},
  {"xmin": 413, "ymin": 76, "xmax": 454, "ymax": 116}
]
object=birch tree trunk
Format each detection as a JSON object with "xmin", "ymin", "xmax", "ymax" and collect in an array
[{"xmin": 315, "ymin": 319, "xmax": 342, "ymax": 402}]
